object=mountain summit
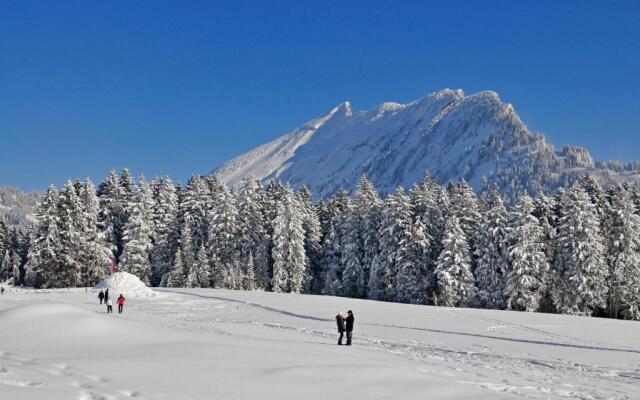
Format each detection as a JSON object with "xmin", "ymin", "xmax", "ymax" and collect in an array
[{"xmin": 213, "ymin": 89, "xmax": 639, "ymax": 201}]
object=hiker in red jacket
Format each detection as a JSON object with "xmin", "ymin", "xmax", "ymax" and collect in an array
[{"xmin": 117, "ymin": 294, "xmax": 125, "ymax": 314}]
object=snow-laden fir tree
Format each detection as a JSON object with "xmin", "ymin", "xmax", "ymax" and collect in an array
[
  {"xmin": 474, "ymin": 186, "xmax": 510, "ymax": 309},
  {"xmin": 187, "ymin": 245, "xmax": 210, "ymax": 288},
  {"xmin": 242, "ymin": 252, "xmax": 257, "ymax": 291},
  {"xmin": 340, "ymin": 177, "xmax": 381, "ymax": 298},
  {"xmin": 78, "ymin": 178, "xmax": 113, "ymax": 286},
  {"xmin": 271, "ymin": 187, "xmax": 306, "ymax": 293},
  {"xmin": 120, "ymin": 176, "xmax": 154, "ymax": 284},
  {"xmin": 97, "ymin": 170, "xmax": 130, "ymax": 263},
  {"xmin": 0, "ymin": 251, "xmax": 10, "ymax": 282},
  {"xmin": 505, "ymin": 195, "xmax": 549, "ymax": 312},
  {"xmin": 297, "ymin": 186, "xmax": 322, "ymax": 294},
  {"xmin": 434, "ymin": 215, "xmax": 476, "ymax": 307},
  {"xmin": 207, "ymin": 179, "xmax": 239, "ymax": 289},
  {"xmin": 447, "ymin": 180, "xmax": 481, "ymax": 250},
  {"xmin": 553, "ymin": 183, "xmax": 608, "ymax": 316},
  {"xmin": 372, "ymin": 187, "xmax": 427, "ymax": 303},
  {"xmin": 0, "ymin": 220, "xmax": 9, "ymax": 267},
  {"xmin": 606, "ymin": 185, "xmax": 640, "ymax": 319},
  {"xmin": 149, "ymin": 177, "xmax": 179, "ymax": 286},
  {"xmin": 237, "ymin": 177, "xmax": 270, "ymax": 290},
  {"xmin": 11, "ymin": 251, "xmax": 21, "ymax": 286},
  {"xmin": 167, "ymin": 248, "xmax": 186, "ymax": 288},
  {"xmin": 321, "ymin": 189, "xmax": 349, "ymax": 295},
  {"xmin": 25, "ymin": 186, "xmax": 61, "ymax": 287},
  {"xmin": 264, "ymin": 180, "xmax": 287, "ymax": 283},
  {"xmin": 180, "ymin": 176, "xmax": 213, "ymax": 251},
  {"xmin": 56, "ymin": 181, "xmax": 84, "ymax": 287},
  {"xmin": 410, "ymin": 172, "xmax": 447, "ymax": 269}
]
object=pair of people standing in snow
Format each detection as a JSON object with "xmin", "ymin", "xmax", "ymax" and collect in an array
[{"xmin": 335, "ymin": 310, "xmax": 354, "ymax": 345}]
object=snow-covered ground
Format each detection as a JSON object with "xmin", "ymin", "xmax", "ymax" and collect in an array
[{"xmin": 0, "ymin": 286, "xmax": 639, "ymax": 400}]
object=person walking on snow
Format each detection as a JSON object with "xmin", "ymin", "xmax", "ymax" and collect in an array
[
  {"xmin": 345, "ymin": 310, "xmax": 355, "ymax": 346},
  {"xmin": 336, "ymin": 312, "xmax": 346, "ymax": 345},
  {"xmin": 104, "ymin": 288, "xmax": 109, "ymax": 304},
  {"xmin": 106, "ymin": 298, "xmax": 113, "ymax": 313},
  {"xmin": 1, "ymin": 287, "xmax": 4, "ymax": 295},
  {"xmin": 117, "ymin": 294, "xmax": 125, "ymax": 313},
  {"xmin": 98, "ymin": 290, "xmax": 105, "ymax": 304}
]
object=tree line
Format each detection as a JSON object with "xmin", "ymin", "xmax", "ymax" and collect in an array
[{"xmin": 2, "ymin": 169, "xmax": 639, "ymax": 320}]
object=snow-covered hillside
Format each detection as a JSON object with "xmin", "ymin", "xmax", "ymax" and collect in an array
[
  {"xmin": 0, "ymin": 187, "xmax": 39, "ymax": 228},
  {"xmin": 213, "ymin": 89, "xmax": 640, "ymax": 201},
  {"xmin": 1, "ymin": 288, "xmax": 638, "ymax": 399}
]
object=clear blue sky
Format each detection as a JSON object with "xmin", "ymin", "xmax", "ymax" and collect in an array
[{"xmin": 1, "ymin": 0, "xmax": 639, "ymax": 191}]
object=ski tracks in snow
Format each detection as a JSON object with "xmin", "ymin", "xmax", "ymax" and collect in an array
[
  {"xmin": 156, "ymin": 290, "xmax": 640, "ymax": 400},
  {"xmin": 0, "ymin": 350, "xmax": 144, "ymax": 400}
]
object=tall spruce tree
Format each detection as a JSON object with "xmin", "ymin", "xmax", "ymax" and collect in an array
[
  {"xmin": 297, "ymin": 186, "xmax": 322, "ymax": 294},
  {"xmin": 207, "ymin": 179, "xmax": 239, "ymax": 289},
  {"xmin": 149, "ymin": 177, "xmax": 179, "ymax": 286},
  {"xmin": 434, "ymin": 216, "xmax": 476, "ymax": 307},
  {"xmin": 321, "ymin": 189, "xmax": 349, "ymax": 295},
  {"xmin": 505, "ymin": 195, "xmax": 549, "ymax": 312},
  {"xmin": 474, "ymin": 187, "xmax": 510, "ymax": 309},
  {"xmin": 606, "ymin": 185, "xmax": 640, "ymax": 319},
  {"xmin": 340, "ymin": 177, "xmax": 381, "ymax": 299},
  {"xmin": 271, "ymin": 188, "xmax": 306, "ymax": 293},
  {"xmin": 120, "ymin": 176, "xmax": 154, "ymax": 284},
  {"xmin": 553, "ymin": 184, "xmax": 608, "ymax": 316},
  {"xmin": 237, "ymin": 177, "xmax": 270, "ymax": 289}
]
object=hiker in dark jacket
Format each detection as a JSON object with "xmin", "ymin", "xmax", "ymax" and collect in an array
[
  {"xmin": 336, "ymin": 312, "xmax": 346, "ymax": 345},
  {"xmin": 98, "ymin": 290, "xmax": 105, "ymax": 304},
  {"xmin": 345, "ymin": 310, "xmax": 354, "ymax": 346},
  {"xmin": 104, "ymin": 288, "xmax": 109, "ymax": 303}
]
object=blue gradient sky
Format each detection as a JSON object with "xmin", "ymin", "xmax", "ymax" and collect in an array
[{"xmin": 2, "ymin": 0, "xmax": 639, "ymax": 191}]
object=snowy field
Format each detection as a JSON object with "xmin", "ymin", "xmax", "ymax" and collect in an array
[{"xmin": 0, "ymin": 287, "xmax": 639, "ymax": 400}]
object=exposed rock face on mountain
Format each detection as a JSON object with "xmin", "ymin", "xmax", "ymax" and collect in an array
[{"xmin": 217, "ymin": 88, "xmax": 638, "ymax": 201}]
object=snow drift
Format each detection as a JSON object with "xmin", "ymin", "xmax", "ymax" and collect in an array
[{"xmin": 95, "ymin": 271, "xmax": 158, "ymax": 298}]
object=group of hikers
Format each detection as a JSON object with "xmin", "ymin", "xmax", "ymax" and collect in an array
[
  {"xmin": 335, "ymin": 310, "xmax": 355, "ymax": 345},
  {"xmin": 97, "ymin": 289, "xmax": 126, "ymax": 314}
]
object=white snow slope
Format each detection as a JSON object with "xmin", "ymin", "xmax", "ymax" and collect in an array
[
  {"xmin": 0, "ymin": 287, "xmax": 639, "ymax": 400},
  {"xmin": 213, "ymin": 89, "xmax": 640, "ymax": 201}
]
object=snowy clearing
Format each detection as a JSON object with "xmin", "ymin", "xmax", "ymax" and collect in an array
[{"xmin": 0, "ymin": 287, "xmax": 639, "ymax": 400}]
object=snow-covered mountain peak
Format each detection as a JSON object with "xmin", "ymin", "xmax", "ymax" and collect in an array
[{"xmin": 212, "ymin": 89, "xmax": 640, "ymax": 201}]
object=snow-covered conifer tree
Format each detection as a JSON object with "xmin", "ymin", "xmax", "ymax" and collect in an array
[
  {"xmin": 297, "ymin": 186, "xmax": 321, "ymax": 294},
  {"xmin": 374, "ymin": 187, "xmax": 423, "ymax": 303},
  {"xmin": 56, "ymin": 181, "xmax": 84, "ymax": 286},
  {"xmin": 271, "ymin": 188, "xmax": 306, "ymax": 293},
  {"xmin": 242, "ymin": 253, "xmax": 257, "ymax": 291},
  {"xmin": 321, "ymin": 189, "xmax": 349, "ymax": 295},
  {"xmin": 237, "ymin": 177, "xmax": 270, "ymax": 289},
  {"xmin": 0, "ymin": 251, "xmax": 10, "ymax": 282},
  {"xmin": 78, "ymin": 178, "xmax": 113, "ymax": 286},
  {"xmin": 120, "ymin": 176, "xmax": 154, "ymax": 284},
  {"xmin": 149, "ymin": 177, "xmax": 179, "ymax": 286},
  {"xmin": 553, "ymin": 184, "xmax": 608, "ymax": 316},
  {"xmin": 340, "ymin": 177, "xmax": 381, "ymax": 298},
  {"xmin": 207, "ymin": 179, "xmax": 238, "ymax": 288},
  {"xmin": 434, "ymin": 216, "xmax": 475, "ymax": 307},
  {"xmin": 606, "ymin": 185, "xmax": 640, "ymax": 319},
  {"xmin": 505, "ymin": 195, "xmax": 549, "ymax": 312},
  {"xmin": 474, "ymin": 187, "xmax": 510, "ymax": 309},
  {"xmin": 187, "ymin": 245, "xmax": 210, "ymax": 288},
  {"xmin": 97, "ymin": 170, "xmax": 130, "ymax": 263}
]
